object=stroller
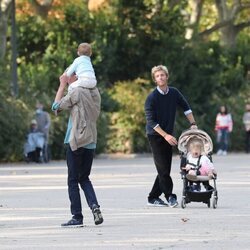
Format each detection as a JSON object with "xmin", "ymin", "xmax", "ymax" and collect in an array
[
  {"xmin": 24, "ymin": 131, "xmax": 45, "ymax": 163},
  {"xmin": 178, "ymin": 129, "xmax": 218, "ymax": 209},
  {"xmin": 23, "ymin": 120, "xmax": 46, "ymax": 163}
]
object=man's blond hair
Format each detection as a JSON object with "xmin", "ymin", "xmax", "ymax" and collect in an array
[
  {"xmin": 78, "ymin": 43, "xmax": 92, "ymax": 56},
  {"xmin": 151, "ymin": 65, "xmax": 169, "ymax": 81}
]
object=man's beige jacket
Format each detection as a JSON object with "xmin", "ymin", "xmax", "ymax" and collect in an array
[{"xmin": 59, "ymin": 87, "xmax": 101, "ymax": 151}]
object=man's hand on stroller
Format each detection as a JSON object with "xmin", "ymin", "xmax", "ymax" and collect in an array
[
  {"xmin": 163, "ymin": 134, "xmax": 178, "ymax": 146},
  {"xmin": 190, "ymin": 124, "xmax": 198, "ymax": 130}
]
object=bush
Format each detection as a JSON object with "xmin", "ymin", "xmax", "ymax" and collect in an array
[
  {"xmin": 0, "ymin": 95, "xmax": 30, "ymax": 161},
  {"xmin": 49, "ymin": 110, "xmax": 69, "ymax": 159},
  {"xmin": 96, "ymin": 111, "xmax": 111, "ymax": 154},
  {"xmin": 105, "ymin": 78, "xmax": 152, "ymax": 153}
]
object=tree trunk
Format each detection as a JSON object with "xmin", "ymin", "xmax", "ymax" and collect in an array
[
  {"xmin": 220, "ymin": 22, "xmax": 238, "ymax": 47},
  {"xmin": 0, "ymin": 11, "xmax": 8, "ymax": 60},
  {"xmin": 0, "ymin": 0, "xmax": 12, "ymax": 60},
  {"xmin": 185, "ymin": 0, "xmax": 204, "ymax": 40},
  {"xmin": 214, "ymin": 0, "xmax": 248, "ymax": 47}
]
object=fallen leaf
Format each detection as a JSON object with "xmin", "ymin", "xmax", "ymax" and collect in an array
[{"xmin": 181, "ymin": 218, "xmax": 189, "ymax": 222}]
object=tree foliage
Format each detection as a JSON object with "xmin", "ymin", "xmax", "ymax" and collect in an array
[
  {"xmin": 0, "ymin": 0, "xmax": 249, "ymax": 161},
  {"xmin": 0, "ymin": 89, "xmax": 30, "ymax": 161}
]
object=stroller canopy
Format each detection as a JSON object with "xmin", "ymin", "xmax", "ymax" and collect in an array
[{"xmin": 178, "ymin": 129, "xmax": 213, "ymax": 155}]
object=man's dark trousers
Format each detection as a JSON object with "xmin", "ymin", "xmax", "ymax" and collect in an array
[
  {"xmin": 66, "ymin": 146, "xmax": 99, "ymax": 220},
  {"xmin": 246, "ymin": 131, "xmax": 250, "ymax": 153},
  {"xmin": 147, "ymin": 135, "xmax": 176, "ymax": 201}
]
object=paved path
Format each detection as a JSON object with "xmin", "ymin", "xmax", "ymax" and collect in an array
[{"xmin": 0, "ymin": 154, "xmax": 250, "ymax": 250}]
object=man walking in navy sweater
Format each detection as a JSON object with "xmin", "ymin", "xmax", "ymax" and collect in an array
[{"xmin": 145, "ymin": 65, "xmax": 197, "ymax": 207}]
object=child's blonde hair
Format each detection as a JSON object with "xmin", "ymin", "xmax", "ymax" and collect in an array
[
  {"xmin": 188, "ymin": 138, "xmax": 204, "ymax": 152},
  {"xmin": 78, "ymin": 43, "xmax": 92, "ymax": 56},
  {"xmin": 151, "ymin": 65, "xmax": 169, "ymax": 81}
]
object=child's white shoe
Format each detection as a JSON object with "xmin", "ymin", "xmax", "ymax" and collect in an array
[{"xmin": 217, "ymin": 149, "xmax": 223, "ymax": 155}]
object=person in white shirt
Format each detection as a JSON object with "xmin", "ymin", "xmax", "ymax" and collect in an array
[
  {"xmin": 243, "ymin": 104, "xmax": 250, "ymax": 153},
  {"xmin": 215, "ymin": 105, "xmax": 233, "ymax": 155}
]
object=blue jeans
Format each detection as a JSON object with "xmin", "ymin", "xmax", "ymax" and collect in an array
[
  {"xmin": 216, "ymin": 128, "xmax": 229, "ymax": 151},
  {"xmin": 66, "ymin": 145, "xmax": 99, "ymax": 220}
]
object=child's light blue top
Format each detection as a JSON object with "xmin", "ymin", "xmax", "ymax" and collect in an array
[{"xmin": 66, "ymin": 55, "xmax": 96, "ymax": 78}]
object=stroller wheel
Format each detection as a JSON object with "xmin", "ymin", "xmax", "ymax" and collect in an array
[
  {"xmin": 213, "ymin": 196, "xmax": 218, "ymax": 209},
  {"xmin": 207, "ymin": 199, "xmax": 211, "ymax": 208},
  {"xmin": 181, "ymin": 198, "xmax": 186, "ymax": 209}
]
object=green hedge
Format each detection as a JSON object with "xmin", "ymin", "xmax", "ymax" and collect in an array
[
  {"xmin": 105, "ymin": 78, "xmax": 152, "ymax": 153},
  {"xmin": 0, "ymin": 95, "xmax": 30, "ymax": 161}
]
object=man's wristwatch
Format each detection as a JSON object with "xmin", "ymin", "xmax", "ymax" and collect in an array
[{"xmin": 190, "ymin": 122, "xmax": 196, "ymax": 126}]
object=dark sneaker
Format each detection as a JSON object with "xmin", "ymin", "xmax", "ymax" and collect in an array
[
  {"xmin": 167, "ymin": 195, "xmax": 178, "ymax": 208},
  {"xmin": 147, "ymin": 198, "xmax": 168, "ymax": 207},
  {"xmin": 61, "ymin": 218, "xmax": 83, "ymax": 228},
  {"xmin": 92, "ymin": 206, "xmax": 104, "ymax": 225}
]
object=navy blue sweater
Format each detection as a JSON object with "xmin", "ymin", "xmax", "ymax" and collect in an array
[{"xmin": 145, "ymin": 87, "xmax": 191, "ymax": 135}]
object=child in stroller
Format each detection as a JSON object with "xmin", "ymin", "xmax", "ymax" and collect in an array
[
  {"xmin": 24, "ymin": 119, "xmax": 45, "ymax": 163},
  {"xmin": 184, "ymin": 138, "xmax": 217, "ymax": 190},
  {"xmin": 178, "ymin": 129, "xmax": 218, "ymax": 208}
]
